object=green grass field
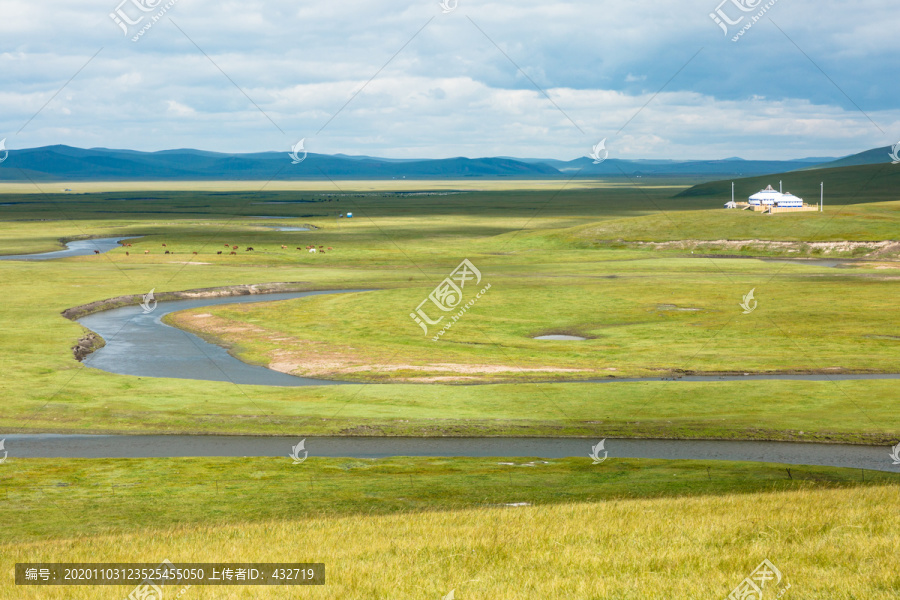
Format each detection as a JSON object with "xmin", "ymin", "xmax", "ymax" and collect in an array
[
  {"xmin": 0, "ymin": 171, "xmax": 895, "ymax": 441},
  {"xmin": 1, "ymin": 168, "xmax": 898, "ymax": 597},
  {"xmin": 2, "ymin": 480, "xmax": 897, "ymax": 598}
]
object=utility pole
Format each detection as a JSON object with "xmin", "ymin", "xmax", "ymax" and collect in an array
[
  {"xmin": 731, "ymin": 181, "xmax": 735, "ymax": 204},
  {"xmin": 779, "ymin": 180, "xmax": 782, "ymax": 193},
  {"xmin": 820, "ymin": 182, "xmax": 824, "ymax": 212}
]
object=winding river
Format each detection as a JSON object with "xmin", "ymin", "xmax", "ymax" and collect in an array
[
  {"xmin": 77, "ymin": 290, "xmax": 368, "ymax": 386},
  {"xmin": 0, "ymin": 236, "xmax": 139, "ymax": 261},
  {"xmin": 76, "ymin": 290, "xmax": 900, "ymax": 387},
  {"xmin": 2, "ymin": 434, "xmax": 898, "ymax": 472},
  {"xmin": 5, "ymin": 289, "xmax": 894, "ymax": 469}
]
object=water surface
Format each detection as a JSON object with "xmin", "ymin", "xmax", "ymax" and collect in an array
[
  {"xmin": 0, "ymin": 236, "xmax": 140, "ymax": 261},
  {"xmin": 2, "ymin": 434, "xmax": 897, "ymax": 472}
]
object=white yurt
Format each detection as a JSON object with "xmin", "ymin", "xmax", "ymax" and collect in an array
[{"xmin": 748, "ymin": 185, "xmax": 782, "ymax": 206}]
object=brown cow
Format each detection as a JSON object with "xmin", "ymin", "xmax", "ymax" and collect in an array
[
  {"xmin": 232, "ymin": 245, "xmax": 238, "ymax": 250},
  {"xmin": 165, "ymin": 250, "xmax": 170, "ymax": 254},
  {"xmin": 93, "ymin": 250, "xmax": 99, "ymax": 255},
  {"xmin": 192, "ymin": 251, "xmax": 198, "ymax": 255},
  {"xmin": 125, "ymin": 252, "xmax": 129, "ymax": 256},
  {"xmin": 230, "ymin": 251, "xmax": 236, "ymax": 255},
  {"xmin": 162, "ymin": 243, "xmax": 167, "ymax": 247},
  {"xmin": 327, "ymin": 247, "xmax": 333, "ymax": 250},
  {"xmin": 144, "ymin": 250, "xmax": 149, "ymax": 255},
  {"xmin": 224, "ymin": 244, "xmax": 230, "ymax": 248},
  {"xmin": 281, "ymin": 245, "xmax": 287, "ymax": 249},
  {"xmin": 246, "ymin": 247, "xmax": 254, "ymax": 251},
  {"xmin": 217, "ymin": 251, "xmax": 222, "ymax": 255}
]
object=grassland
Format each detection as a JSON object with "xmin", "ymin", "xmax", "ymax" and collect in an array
[
  {"xmin": 166, "ymin": 264, "xmax": 900, "ymax": 383},
  {"xmin": 0, "ymin": 174, "xmax": 898, "ymax": 442},
  {"xmin": 0, "ymin": 178, "xmax": 687, "ymax": 194},
  {"xmin": 1, "ymin": 169, "xmax": 898, "ymax": 598},
  {"xmin": 2, "ymin": 478, "xmax": 897, "ymax": 598},
  {"xmin": 6, "ymin": 456, "xmax": 896, "ymax": 544}
]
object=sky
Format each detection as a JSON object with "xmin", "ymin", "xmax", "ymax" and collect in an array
[{"xmin": 1, "ymin": 0, "xmax": 898, "ymax": 160}]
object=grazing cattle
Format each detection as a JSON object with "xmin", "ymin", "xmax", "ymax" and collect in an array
[
  {"xmin": 246, "ymin": 247, "xmax": 254, "ymax": 251},
  {"xmin": 125, "ymin": 252, "xmax": 129, "ymax": 256},
  {"xmin": 144, "ymin": 250, "xmax": 149, "ymax": 255},
  {"xmin": 162, "ymin": 243, "xmax": 167, "ymax": 247},
  {"xmin": 93, "ymin": 250, "xmax": 99, "ymax": 255},
  {"xmin": 232, "ymin": 245, "xmax": 238, "ymax": 250},
  {"xmin": 217, "ymin": 251, "xmax": 222, "ymax": 255},
  {"xmin": 224, "ymin": 244, "xmax": 230, "ymax": 248},
  {"xmin": 192, "ymin": 251, "xmax": 198, "ymax": 255},
  {"xmin": 327, "ymin": 247, "xmax": 333, "ymax": 250},
  {"xmin": 308, "ymin": 248, "xmax": 317, "ymax": 253},
  {"xmin": 281, "ymin": 245, "xmax": 287, "ymax": 249},
  {"xmin": 296, "ymin": 247, "xmax": 303, "ymax": 250},
  {"xmin": 230, "ymin": 251, "xmax": 237, "ymax": 255},
  {"xmin": 165, "ymin": 250, "xmax": 170, "ymax": 254}
]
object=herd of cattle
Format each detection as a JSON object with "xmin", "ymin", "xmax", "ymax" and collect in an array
[{"xmin": 108, "ymin": 241, "xmax": 334, "ymax": 256}]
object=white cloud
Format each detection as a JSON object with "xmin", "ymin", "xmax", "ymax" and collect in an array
[
  {"xmin": 0, "ymin": 0, "xmax": 896, "ymax": 159},
  {"xmin": 165, "ymin": 100, "xmax": 196, "ymax": 117}
]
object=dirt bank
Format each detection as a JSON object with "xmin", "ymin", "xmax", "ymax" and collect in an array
[
  {"xmin": 60, "ymin": 282, "xmax": 316, "ymax": 321},
  {"xmin": 632, "ymin": 239, "xmax": 900, "ymax": 258}
]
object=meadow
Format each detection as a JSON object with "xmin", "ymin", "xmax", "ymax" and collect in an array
[
  {"xmin": 0, "ymin": 173, "xmax": 896, "ymax": 441},
  {"xmin": 1, "ymin": 481, "xmax": 897, "ymax": 599},
  {"xmin": 0, "ymin": 168, "xmax": 898, "ymax": 597}
]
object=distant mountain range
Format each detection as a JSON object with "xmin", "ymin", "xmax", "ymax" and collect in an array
[{"xmin": 0, "ymin": 144, "xmax": 893, "ymax": 181}]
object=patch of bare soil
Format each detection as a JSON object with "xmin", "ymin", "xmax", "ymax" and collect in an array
[{"xmin": 173, "ymin": 313, "xmax": 591, "ymax": 382}]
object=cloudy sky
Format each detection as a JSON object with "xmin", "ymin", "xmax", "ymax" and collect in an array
[{"xmin": 1, "ymin": 0, "xmax": 897, "ymax": 160}]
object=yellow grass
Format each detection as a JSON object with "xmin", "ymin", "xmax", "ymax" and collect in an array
[
  {"xmin": 0, "ymin": 179, "xmax": 683, "ymax": 194},
  {"xmin": 4, "ymin": 485, "xmax": 897, "ymax": 599}
]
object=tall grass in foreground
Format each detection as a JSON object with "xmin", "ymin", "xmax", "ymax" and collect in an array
[{"xmin": 3, "ymin": 486, "xmax": 897, "ymax": 599}]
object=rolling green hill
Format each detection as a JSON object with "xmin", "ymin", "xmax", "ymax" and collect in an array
[{"xmin": 676, "ymin": 162, "xmax": 900, "ymax": 206}]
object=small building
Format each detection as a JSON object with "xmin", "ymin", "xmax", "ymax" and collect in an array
[
  {"xmin": 775, "ymin": 192, "xmax": 803, "ymax": 208},
  {"xmin": 748, "ymin": 185, "xmax": 782, "ymax": 206},
  {"xmin": 742, "ymin": 184, "xmax": 818, "ymax": 214},
  {"xmin": 724, "ymin": 182, "xmax": 822, "ymax": 214}
]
